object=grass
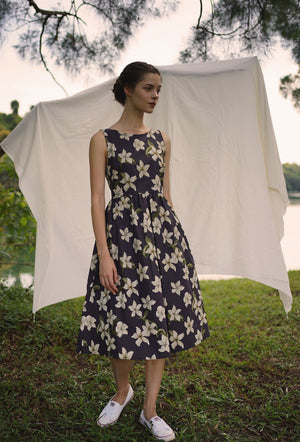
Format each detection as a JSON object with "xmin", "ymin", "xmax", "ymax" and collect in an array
[{"xmin": 0, "ymin": 272, "xmax": 299, "ymax": 441}]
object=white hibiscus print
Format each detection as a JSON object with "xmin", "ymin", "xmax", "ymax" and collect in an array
[
  {"xmin": 115, "ymin": 321, "xmax": 128, "ymax": 337},
  {"xmin": 96, "ymin": 295, "xmax": 108, "ymax": 311},
  {"xmin": 156, "ymin": 305, "xmax": 166, "ymax": 322},
  {"xmin": 148, "ymin": 144, "xmax": 159, "ymax": 161},
  {"xmin": 132, "ymin": 327, "xmax": 150, "ymax": 346},
  {"xmin": 162, "ymin": 253, "xmax": 177, "ymax": 272},
  {"xmin": 106, "ymin": 142, "xmax": 116, "ymax": 158},
  {"xmin": 158, "ymin": 334, "xmax": 170, "ymax": 353},
  {"xmin": 119, "ymin": 347, "xmax": 134, "ymax": 359},
  {"xmin": 151, "ymin": 174, "xmax": 161, "ymax": 191},
  {"xmin": 144, "ymin": 241, "xmax": 158, "ymax": 261},
  {"xmin": 183, "ymin": 292, "xmax": 192, "ymax": 307},
  {"xmin": 107, "ymin": 309, "xmax": 117, "ymax": 325},
  {"xmin": 182, "ymin": 265, "xmax": 190, "ymax": 280},
  {"xmin": 112, "ymin": 203, "xmax": 124, "ymax": 220},
  {"xmin": 171, "ymin": 280, "xmax": 185, "ymax": 296},
  {"xmin": 141, "ymin": 209, "xmax": 152, "ymax": 233},
  {"xmin": 133, "ymin": 238, "xmax": 142, "ymax": 253},
  {"xmin": 90, "ymin": 253, "xmax": 98, "ymax": 271},
  {"xmin": 168, "ymin": 305, "xmax": 182, "ymax": 321},
  {"xmin": 131, "ymin": 209, "xmax": 139, "ymax": 226},
  {"xmin": 80, "ymin": 315, "xmax": 96, "ymax": 331},
  {"xmin": 110, "ymin": 243, "xmax": 118, "ymax": 260},
  {"xmin": 123, "ymin": 278, "xmax": 139, "ymax": 297},
  {"xmin": 115, "ymin": 292, "xmax": 127, "ymax": 309},
  {"xmin": 105, "ymin": 335, "xmax": 116, "ymax": 351},
  {"xmin": 88, "ymin": 340, "xmax": 100, "ymax": 354},
  {"xmin": 141, "ymin": 295, "xmax": 156, "ymax": 311},
  {"xmin": 120, "ymin": 227, "xmax": 133, "ymax": 243},
  {"xmin": 118, "ymin": 149, "xmax": 133, "ymax": 164},
  {"xmin": 113, "ymin": 185, "xmax": 124, "ymax": 199},
  {"xmin": 174, "ymin": 226, "xmax": 180, "ymax": 240},
  {"xmin": 184, "ymin": 317, "xmax": 194, "ymax": 335},
  {"xmin": 181, "ymin": 237, "xmax": 188, "ymax": 251},
  {"xmin": 150, "ymin": 199, "xmax": 158, "ymax": 212},
  {"xmin": 169, "ymin": 330, "xmax": 184, "ymax": 349},
  {"xmin": 120, "ymin": 251, "xmax": 134, "ymax": 268},
  {"xmin": 198, "ymin": 310, "xmax": 208, "ymax": 326},
  {"xmin": 152, "ymin": 275, "xmax": 162, "ymax": 293},
  {"xmin": 133, "ymin": 139, "xmax": 145, "ymax": 151},
  {"xmin": 89, "ymin": 287, "xmax": 96, "ymax": 303},
  {"xmin": 162, "ymin": 228, "xmax": 173, "ymax": 244},
  {"xmin": 97, "ymin": 320, "xmax": 109, "ymax": 339},
  {"xmin": 159, "ymin": 206, "xmax": 171, "ymax": 224},
  {"xmin": 137, "ymin": 263, "xmax": 150, "ymax": 281},
  {"xmin": 129, "ymin": 300, "xmax": 142, "ymax": 318},
  {"xmin": 137, "ymin": 160, "xmax": 150, "ymax": 178},
  {"xmin": 195, "ymin": 329, "xmax": 203, "ymax": 345},
  {"xmin": 120, "ymin": 172, "xmax": 137, "ymax": 191},
  {"xmin": 152, "ymin": 217, "xmax": 161, "ymax": 234},
  {"xmin": 144, "ymin": 320, "xmax": 158, "ymax": 335},
  {"xmin": 119, "ymin": 132, "xmax": 130, "ymax": 140}
]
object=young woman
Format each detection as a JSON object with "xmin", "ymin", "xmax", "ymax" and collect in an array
[{"xmin": 77, "ymin": 61, "xmax": 210, "ymax": 441}]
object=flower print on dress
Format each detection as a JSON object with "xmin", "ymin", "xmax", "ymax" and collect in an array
[{"xmin": 77, "ymin": 129, "xmax": 209, "ymax": 360}]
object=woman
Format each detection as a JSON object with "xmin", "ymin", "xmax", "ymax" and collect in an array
[{"xmin": 77, "ymin": 61, "xmax": 209, "ymax": 441}]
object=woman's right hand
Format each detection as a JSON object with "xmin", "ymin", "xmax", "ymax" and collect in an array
[{"xmin": 99, "ymin": 254, "xmax": 119, "ymax": 295}]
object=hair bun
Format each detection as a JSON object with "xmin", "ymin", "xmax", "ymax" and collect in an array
[
  {"xmin": 111, "ymin": 61, "xmax": 161, "ymax": 106},
  {"xmin": 112, "ymin": 77, "xmax": 125, "ymax": 105}
]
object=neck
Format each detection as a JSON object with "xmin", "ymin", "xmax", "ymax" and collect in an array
[{"xmin": 115, "ymin": 106, "xmax": 147, "ymax": 132}]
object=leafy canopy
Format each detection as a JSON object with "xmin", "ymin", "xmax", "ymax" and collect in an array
[{"xmin": 180, "ymin": 0, "xmax": 300, "ymax": 109}]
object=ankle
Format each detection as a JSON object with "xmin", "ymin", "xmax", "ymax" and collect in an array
[
  {"xmin": 112, "ymin": 384, "xmax": 130, "ymax": 405},
  {"xmin": 143, "ymin": 407, "xmax": 157, "ymax": 421}
]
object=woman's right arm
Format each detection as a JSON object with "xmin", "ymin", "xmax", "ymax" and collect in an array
[{"xmin": 89, "ymin": 131, "xmax": 118, "ymax": 294}]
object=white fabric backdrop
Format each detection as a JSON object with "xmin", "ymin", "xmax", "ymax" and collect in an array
[{"xmin": 1, "ymin": 56, "xmax": 292, "ymax": 313}]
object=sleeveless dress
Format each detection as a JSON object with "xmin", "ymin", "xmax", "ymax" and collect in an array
[{"xmin": 77, "ymin": 129, "xmax": 209, "ymax": 360}]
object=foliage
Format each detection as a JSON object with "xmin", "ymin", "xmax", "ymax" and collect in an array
[
  {"xmin": 283, "ymin": 162, "xmax": 300, "ymax": 191},
  {"xmin": 0, "ymin": 0, "xmax": 177, "ymax": 89},
  {"xmin": 0, "ymin": 110, "xmax": 22, "ymax": 133},
  {"xmin": 0, "ymin": 273, "xmax": 299, "ymax": 440},
  {"xmin": 180, "ymin": 0, "xmax": 300, "ymax": 110},
  {"xmin": 0, "ymin": 181, "xmax": 36, "ymax": 266},
  {"xmin": 280, "ymin": 68, "xmax": 300, "ymax": 110},
  {"xmin": 0, "ymin": 105, "xmax": 36, "ymax": 266}
]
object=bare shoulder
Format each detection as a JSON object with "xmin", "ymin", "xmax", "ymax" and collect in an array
[
  {"xmin": 161, "ymin": 131, "xmax": 171, "ymax": 146},
  {"xmin": 90, "ymin": 130, "xmax": 107, "ymax": 154}
]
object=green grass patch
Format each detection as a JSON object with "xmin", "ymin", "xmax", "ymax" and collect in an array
[{"xmin": 1, "ymin": 273, "xmax": 299, "ymax": 441}]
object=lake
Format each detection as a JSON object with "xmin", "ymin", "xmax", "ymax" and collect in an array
[{"xmin": 1, "ymin": 197, "xmax": 299, "ymax": 286}]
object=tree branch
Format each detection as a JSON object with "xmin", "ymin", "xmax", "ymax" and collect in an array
[
  {"xmin": 39, "ymin": 17, "xmax": 69, "ymax": 96},
  {"xmin": 196, "ymin": 0, "xmax": 203, "ymax": 28}
]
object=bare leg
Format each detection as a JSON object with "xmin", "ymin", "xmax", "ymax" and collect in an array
[
  {"xmin": 143, "ymin": 358, "xmax": 165, "ymax": 420},
  {"xmin": 110, "ymin": 357, "xmax": 133, "ymax": 404}
]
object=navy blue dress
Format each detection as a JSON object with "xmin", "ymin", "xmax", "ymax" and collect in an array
[{"xmin": 77, "ymin": 129, "xmax": 209, "ymax": 359}]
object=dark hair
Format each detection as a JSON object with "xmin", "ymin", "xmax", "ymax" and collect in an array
[{"xmin": 112, "ymin": 61, "xmax": 161, "ymax": 106}]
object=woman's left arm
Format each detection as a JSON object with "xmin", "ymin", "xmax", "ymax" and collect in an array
[{"xmin": 161, "ymin": 132, "xmax": 174, "ymax": 209}]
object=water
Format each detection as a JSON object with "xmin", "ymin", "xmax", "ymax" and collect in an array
[{"xmin": 1, "ymin": 197, "xmax": 299, "ymax": 287}]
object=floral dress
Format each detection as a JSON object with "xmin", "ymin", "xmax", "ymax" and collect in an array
[{"xmin": 77, "ymin": 129, "xmax": 209, "ymax": 359}]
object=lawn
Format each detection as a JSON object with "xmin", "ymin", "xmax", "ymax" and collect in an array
[{"xmin": 1, "ymin": 272, "xmax": 299, "ymax": 441}]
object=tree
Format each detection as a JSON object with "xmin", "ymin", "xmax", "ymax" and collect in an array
[
  {"xmin": 10, "ymin": 100, "xmax": 19, "ymax": 115},
  {"xmin": 282, "ymin": 163, "xmax": 300, "ymax": 191},
  {"xmin": 180, "ymin": 0, "xmax": 300, "ymax": 110},
  {"xmin": 0, "ymin": 0, "xmax": 177, "ymax": 92}
]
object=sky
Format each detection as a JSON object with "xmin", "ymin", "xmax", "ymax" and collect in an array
[{"xmin": 1, "ymin": 0, "xmax": 299, "ymax": 164}]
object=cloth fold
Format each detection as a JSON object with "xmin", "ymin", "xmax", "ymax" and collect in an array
[{"xmin": 1, "ymin": 56, "xmax": 292, "ymax": 313}]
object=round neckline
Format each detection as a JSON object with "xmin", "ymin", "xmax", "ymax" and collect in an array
[{"xmin": 106, "ymin": 128, "xmax": 152, "ymax": 136}]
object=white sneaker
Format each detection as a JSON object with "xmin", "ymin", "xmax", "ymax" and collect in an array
[
  {"xmin": 97, "ymin": 384, "xmax": 134, "ymax": 427},
  {"xmin": 139, "ymin": 409, "xmax": 176, "ymax": 441}
]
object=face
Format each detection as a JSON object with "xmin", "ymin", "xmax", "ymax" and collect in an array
[{"xmin": 125, "ymin": 73, "xmax": 162, "ymax": 113}]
